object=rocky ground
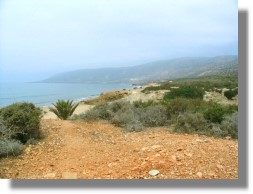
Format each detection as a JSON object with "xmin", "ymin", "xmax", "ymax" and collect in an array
[{"xmin": 0, "ymin": 119, "xmax": 238, "ymax": 179}]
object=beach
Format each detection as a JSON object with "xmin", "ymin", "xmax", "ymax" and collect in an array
[
  {"xmin": 41, "ymin": 85, "xmax": 161, "ymax": 119},
  {"xmin": 42, "ymin": 103, "xmax": 93, "ymax": 119}
]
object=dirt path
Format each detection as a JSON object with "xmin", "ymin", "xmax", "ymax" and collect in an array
[{"xmin": 0, "ymin": 119, "xmax": 238, "ymax": 179}]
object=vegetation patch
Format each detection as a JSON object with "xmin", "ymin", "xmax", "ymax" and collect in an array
[
  {"xmin": 84, "ymin": 90, "xmax": 129, "ymax": 105},
  {"xmin": 142, "ymin": 75, "xmax": 238, "ymax": 93},
  {"xmin": 0, "ymin": 103, "xmax": 42, "ymax": 143},
  {"xmin": 73, "ymin": 100, "xmax": 169, "ymax": 132},
  {"xmin": 49, "ymin": 99, "xmax": 79, "ymax": 120},
  {"xmin": 73, "ymin": 76, "xmax": 238, "ymax": 139},
  {"xmin": 163, "ymin": 86, "xmax": 205, "ymax": 100},
  {"xmin": 224, "ymin": 88, "xmax": 238, "ymax": 100},
  {"xmin": 203, "ymin": 104, "xmax": 237, "ymax": 123},
  {"xmin": 175, "ymin": 112, "xmax": 210, "ymax": 134}
]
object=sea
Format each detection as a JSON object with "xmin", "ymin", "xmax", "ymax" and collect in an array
[{"xmin": 0, "ymin": 82, "xmax": 133, "ymax": 108}]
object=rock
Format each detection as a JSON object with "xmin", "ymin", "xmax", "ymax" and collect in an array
[
  {"xmin": 196, "ymin": 139, "xmax": 209, "ymax": 143},
  {"xmin": 185, "ymin": 153, "xmax": 193, "ymax": 157},
  {"xmin": 141, "ymin": 161, "xmax": 147, "ymax": 166},
  {"xmin": 149, "ymin": 169, "xmax": 160, "ymax": 176},
  {"xmin": 208, "ymin": 172, "xmax": 216, "ymax": 176},
  {"xmin": 142, "ymin": 145, "xmax": 163, "ymax": 153},
  {"xmin": 141, "ymin": 147, "xmax": 150, "ymax": 152},
  {"xmin": 196, "ymin": 172, "xmax": 203, "ymax": 178},
  {"xmin": 44, "ymin": 173, "xmax": 56, "ymax": 178},
  {"xmin": 216, "ymin": 164, "xmax": 224, "ymax": 170},
  {"xmin": 177, "ymin": 148, "xmax": 183, "ymax": 151},
  {"xmin": 225, "ymin": 136, "xmax": 231, "ymax": 140},
  {"xmin": 175, "ymin": 153, "xmax": 184, "ymax": 161},
  {"xmin": 170, "ymin": 155, "xmax": 177, "ymax": 162},
  {"xmin": 151, "ymin": 145, "xmax": 162, "ymax": 151},
  {"xmin": 62, "ymin": 172, "xmax": 78, "ymax": 179},
  {"xmin": 108, "ymin": 162, "xmax": 117, "ymax": 167}
]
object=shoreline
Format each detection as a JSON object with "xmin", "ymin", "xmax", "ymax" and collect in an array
[
  {"xmin": 42, "ymin": 84, "xmax": 153, "ymax": 119},
  {"xmin": 42, "ymin": 102, "xmax": 93, "ymax": 119}
]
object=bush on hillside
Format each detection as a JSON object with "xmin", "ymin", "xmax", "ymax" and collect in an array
[
  {"xmin": 133, "ymin": 100, "xmax": 156, "ymax": 108},
  {"xmin": 112, "ymin": 109, "xmax": 144, "ymax": 132},
  {"xmin": 0, "ymin": 139, "xmax": 24, "ymax": 157},
  {"xmin": 163, "ymin": 86, "xmax": 205, "ymax": 100},
  {"xmin": 165, "ymin": 98, "xmax": 191, "ymax": 118},
  {"xmin": 175, "ymin": 112, "xmax": 210, "ymax": 134},
  {"xmin": 0, "ymin": 103, "xmax": 42, "ymax": 143},
  {"xmin": 203, "ymin": 104, "xmax": 237, "ymax": 123},
  {"xmin": 138, "ymin": 105, "xmax": 168, "ymax": 127},
  {"xmin": 0, "ymin": 117, "xmax": 24, "ymax": 157},
  {"xmin": 224, "ymin": 88, "xmax": 238, "ymax": 100},
  {"xmin": 220, "ymin": 112, "xmax": 238, "ymax": 138},
  {"xmin": 74, "ymin": 100, "xmax": 169, "ymax": 131}
]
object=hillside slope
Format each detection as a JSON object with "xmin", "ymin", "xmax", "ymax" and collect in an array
[
  {"xmin": 41, "ymin": 55, "xmax": 238, "ymax": 84},
  {"xmin": 0, "ymin": 120, "xmax": 238, "ymax": 179}
]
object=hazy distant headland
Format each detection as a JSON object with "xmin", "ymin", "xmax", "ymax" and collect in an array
[{"xmin": 40, "ymin": 55, "xmax": 238, "ymax": 85}]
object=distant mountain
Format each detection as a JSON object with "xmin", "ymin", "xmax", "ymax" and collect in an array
[{"xmin": 41, "ymin": 55, "xmax": 238, "ymax": 84}]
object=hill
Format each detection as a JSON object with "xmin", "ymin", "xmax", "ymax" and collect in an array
[{"xmin": 41, "ymin": 55, "xmax": 238, "ymax": 84}]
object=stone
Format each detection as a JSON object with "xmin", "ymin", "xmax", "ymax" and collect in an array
[
  {"xmin": 208, "ymin": 172, "xmax": 216, "ymax": 176},
  {"xmin": 44, "ymin": 173, "xmax": 56, "ymax": 178},
  {"xmin": 196, "ymin": 172, "xmax": 203, "ymax": 178},
  {"xmin": 149, "ymin": 169, "xmax": 160, "ymax": 176},
  {"xmin": 196, "ymin": 139, "xmax": 209, "ymax": 143},
  {"xmin": 185, "ymin": 153, "xmax": 193, "ymax": 157},
  {"xmin": 62, "ymin": 172, "xmax": 78, "ymax": 179},
  {"xmin": 151, "ymin": 145, "xmax": 162, "ymax": 151},
  {"xmin": 170, "ymin": 155, "xmax": 177, "ymax": 162},
  {"xmin": 216, "ymin": 164, "xmax": 224, "ymax": 170}
]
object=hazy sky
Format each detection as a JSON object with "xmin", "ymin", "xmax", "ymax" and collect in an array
[{"xmin": 0, "ymin": 0, "xmax": 238, "ymax": 82}]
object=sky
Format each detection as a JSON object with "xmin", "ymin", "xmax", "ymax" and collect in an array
[{"xmin": 0, "ymin": 0, "xmax": 238, "ymax": 82}]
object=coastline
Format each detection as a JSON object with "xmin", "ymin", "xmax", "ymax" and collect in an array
[
  {"xmin": 42, "ymin": 84, "xmax": 156, "ymax": 119},
  {"xmin": 42, "ymin": 102, "xmax": 93, "ymax": 119}
]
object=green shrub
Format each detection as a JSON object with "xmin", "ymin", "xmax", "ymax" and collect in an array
[
  {"xmin": 175, "ymin": 112, "xmax": 210, "ymax": 134},
  {"xmin": 220, "ymin": 112, "xmax": 238, "ymax": 138},
  {"xmin": 224, "ymin": 88, "xmax": 238, "ymax": 100},
  {"xmin": 0, "ymin": 117, "xmax": 24, "ymax": 157},
  {"xmin": 74, "ymin": 100, "xmax": 169, "ymax": 131},
  {"xmin": 138, "ymin": 105, "xmax": 168, "ymax": 127},
  {"xmin": 133, "ymin": 100, "xmax": 156, "ymax": 108},
  {"xmin": 165, "ymin": 98, "xmax": 191, "ymax": 117},
  {"xmin": 142, "ymin": 86, "xmax": 162, "ymax": 93},
  {"xmin": 0, "ymin": 139, "xmax": 24, "ymax": 157},
  {"xmin": 74, "ymin": 100, "xmax": 131, "ymax": 121},
  {"xmin": 49, "ymin": 99, "xmax": 79, "ymax": 120},
  {"xmin": 203, "ymin": 104, "xmax": 236, "ymax": 123},
  {"xmin": 165, "ymin": 98, "xmax": 211, "ymax": 119},
  {"xmin": 112, "ymin": 109, "xmax": 144, "ymax": 132},
  {"xmin": 163, "ymin": 86, "xmax": 205, "ymax": 100},
  {"xmin": 209, "ymin": 124, "xmax": 227, "ymax": 137},
  {"xmin": 0, "ymin": 118, "xmax": 16, "ymax": 141},
  {"xmin": 108, "ymin": 100, "xmax": 132, "ymax": 113},
  {"xmin": 0, "ymin": 103, "xmax": 42, "ymax": 143},
  {"xmin": 144, "ymin": 76, "xmax": 238, "ymax": 92}
]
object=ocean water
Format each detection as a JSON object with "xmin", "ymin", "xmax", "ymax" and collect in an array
[{"xmin": 0, "ymin": 82, "xmax": 133, "ymax": 108}]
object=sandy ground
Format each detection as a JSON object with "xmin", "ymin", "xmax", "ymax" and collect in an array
[
  {"xmin": 0, "ymin": 119, "xmax": 238, "ymax": 179},
  {"xmin": 42, "ymin": 103, "xmax": 93, "ymax": 119},
  {"xmin": 123, "ymin": 88, "xmax": 169, "ymax": 102},
  {"xmin": 42, "ymin": 87, "xmax": 162, "ymax": 119}
]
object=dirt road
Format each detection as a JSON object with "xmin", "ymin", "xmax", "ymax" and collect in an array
[{"xmin": 0, "ymin": 119, "xmax": 238, "ymax": 179}]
